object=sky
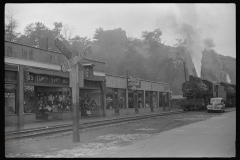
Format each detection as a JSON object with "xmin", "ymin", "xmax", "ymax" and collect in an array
[{"xmin": 5, "ymin": 3, "xmax": 236, "ymax": 60}]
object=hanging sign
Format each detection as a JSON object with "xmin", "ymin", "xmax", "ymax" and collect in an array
[
  {"xmin": 128, "ymin": 77, "xmax": 141, "ymax": 88},
  {"xmin": 36, "ymin": 75, "xmax": 49, "ymax": 83},
  {"xmin": 49, "ymin": 77, "xmax": 62, "ymax": 84},
  {"xmin": 164, "ymin": 85, "xmax": 170, "ymax": 92},
  {"xmin": 55, "ymin": 37, "xmax": 72, "ymax": 59},
  {"xmin": 5, "ymin": 84, "xmax": 15, "ymax": 90},
  {"xmin": 61, "ymin": 46, "xmax": 92, "ymax": 72}
]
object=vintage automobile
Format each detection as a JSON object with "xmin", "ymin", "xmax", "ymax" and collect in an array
[{"xmin": 207, "ymin": 97, "xmax": 225, "ymax": 113}]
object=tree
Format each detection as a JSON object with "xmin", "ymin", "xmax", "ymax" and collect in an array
[
  {"xmin": 141, "ymin": 28, "xmax": 163, "ymax": 55},
  {"xmin": 5, "ymin": 10, "xmax": 20, "ymax": 41},
  {"xmin": 70, "ymin": 35, "xmax": 92, "ymax": 57},
  {"xmin": 53, "ymin": 22, "xmax": 63, "ymax": 37},
  {"xmin": 62, "ymin": 24, "xmax": 76, "ymax": 42},
  {"xmin": 92, "ymin": 28, "xmax": 128, "ymax": 74},
  {"xmin": 117, "ymin": 44, "xmax": 148, "ymax": 78},
  {"xmin": 17, "ymin": 21, "xmax": 66, "ymax": 52}
]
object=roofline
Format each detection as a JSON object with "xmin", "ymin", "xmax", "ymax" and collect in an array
[
  {"xmin": 105, "ymin": 73, "xmax": 169, "ymax": 85},
  {"xmin": 5, "ymin": 40, "xmax": 62, "ymax": 54},
  {"xmin": 5, "ymin": 40, "xmax": 105, "ymax": 64}
]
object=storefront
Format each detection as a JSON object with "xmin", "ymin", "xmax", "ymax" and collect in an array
[
  {"xmin": 22, "ymin": 66, "xmax": 71, "ymax": 121},
  {"xmin": 79, "ymin": 76, "xmax": 105, "ymax": 117},
  {"xmin": 106, "ymin": 88, "xmax": 126, "ymax": 110},
  {"xmin": 80, "ymin": 89, "xmax": 101, "ymax": 116},
  {"xmin": 5, "ymin": 64, "xmax": 18, "ymax": 115}
]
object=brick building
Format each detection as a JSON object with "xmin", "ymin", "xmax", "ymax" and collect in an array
[{"xmin": 5, "ymin": 40, "xmax": 171, "ymax": 126}]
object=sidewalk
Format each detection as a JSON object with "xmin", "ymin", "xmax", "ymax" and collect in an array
[
  {"xmin": 5, "ymin": 109, "xmax": 175, "ymax": 133},
  {"xmin": 93, "ymin": 110, "xmax": 236, "ymax": 157}
]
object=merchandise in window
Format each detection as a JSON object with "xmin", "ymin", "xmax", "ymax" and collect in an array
[
  {"xmin": 5, "ymin": 84, "xmax": 16, "ymax": 114},
  {"xmin": 36, "ymin": 87, "xmax": 72, "ymax": 113},
  {"xmin": 118, "ymin": 89, "xmax": 125, "ymax": 109},
  {"xmin": 24, "ymin": 85, "xmax": 35, "ymax": 113}
]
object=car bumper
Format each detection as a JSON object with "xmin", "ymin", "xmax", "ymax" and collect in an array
[{"xmin": 207, "ymin": 108, "xmax": 223, "ymax": 111}]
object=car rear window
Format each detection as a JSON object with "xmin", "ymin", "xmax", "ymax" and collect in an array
[{"xmin": 210, "ymin": 99, "xmax": 221, "ymax": 104}]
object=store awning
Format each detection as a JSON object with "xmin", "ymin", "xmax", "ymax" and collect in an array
[
  {"xmin": 25, "ymin": 66, "xmax": 105, "ymax": 81},
  {"xmin": 26, "ymin": 66, "xmax": 69, "ymax": 78}
]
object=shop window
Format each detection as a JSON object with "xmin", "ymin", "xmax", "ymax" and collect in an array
[
  {"xmin": 159, "ymin": 92, "xmax": 162, "ymax": 107},
  {"xmin": 162, "ymin": 93, "xmax": 168, "ymax": 106},
  {"xmin": 145, "ymin": 91, "xmax": 150, "ymax": 107},
  {"xmin": 36, "ymin": 87, "xmax": 72, "ymax": 114},
  {"xmin": 152, "ymin": 92, "xmax": 157, "ymax": 107},
  {"xmin": 106, "ymin": 88, "xmax": 113, "ymax": 109},
  {"xmin": 24, "ymin": 85, "xmax": 35, "ymax": 113},
  {"xmin": 118, "ymin": 89, "xmax": 125, "ymax": 109},
  {"xmin": 62, "ymin": 88, "xmax": 72, "ymax": 111},
  {"xmin": 5, "ymin": 71, "xmax": 17, "ymax": 82},
  {"xmin": 5, "ymin": 84, "xmax": 16, "ymax": 114},
  {"xmin": 80, "ymin": 90, "xmax": 101, "ymax": 116}
]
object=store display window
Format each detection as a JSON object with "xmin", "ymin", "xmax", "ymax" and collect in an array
[
  {"xmin": 24, "ymin": 85, "xmax": 35, "ymax": 113},
  {"xmin": 137, "ymin": 91, "xmax": 143, "ymax": 108},
  {"xmin": 145, "ymin": 91, "xmax": 150, "ymax": 107},
  {"xmin": 79, "ymin": 89, "xmax": 101, "ymax": 115},
  {"xmin": 162, "ymin": 92, "xmax": 168, "ymax": 106},
  {"xmin": 106, "ymin": 88, "xmax": 114, "ymax": 109},
  {"xmin": 152, "ymin": 92, "xmax": 157, "ymax": 107},
  {"xmin": 118, "ymin": 89, "xmax": 125, "ymax": 109},
  {"xmin": 5, "ymin": 84, "xmax": 16, "ymax": 114},
  {"xmin": 36, "ymin": 87, "xmax": 72, "ymax": 113}
]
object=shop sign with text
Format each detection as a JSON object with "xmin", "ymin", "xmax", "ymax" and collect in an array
[{"xmin": 128, "ymin": 77, "xmax": 141, "ymax": 88}]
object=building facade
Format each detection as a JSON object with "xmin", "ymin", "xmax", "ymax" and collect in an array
[{"xmin": 5, "ymin": 40, "xmax": 171, "ymax": 126}]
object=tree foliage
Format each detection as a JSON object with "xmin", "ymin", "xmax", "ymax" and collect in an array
[{"xmin": 5, "ymin": 10, "xmax": 20, "ymax": 42}]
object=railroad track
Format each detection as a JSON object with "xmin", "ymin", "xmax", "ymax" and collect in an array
[{"xmin": 5, "ymin": 110, "xmax": 183, "ymax": 140}]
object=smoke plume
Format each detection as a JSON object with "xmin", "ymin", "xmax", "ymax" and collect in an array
[
  {"xmin": 203, "ymin": 37, "xmax": 215, "ymax": 49},
  {"xmin": 155, "ymin": 4, "xmax": 217, "ymax": 77},
  {"xmin": 226, "ymin": 73, "xmax": 231, "ymax": 83}
]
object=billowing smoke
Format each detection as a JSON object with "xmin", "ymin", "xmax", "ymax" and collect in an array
[
  {"xmin": 155, "ymin": 4, "xmax": 216, "ymax": 77},
  {"xmin": 203, "ymin": 37, "xmax": 215, "ymax": 49},
  {"xmin": 226, "ymin": 73, "xmax": 231, "ymax": 83}
]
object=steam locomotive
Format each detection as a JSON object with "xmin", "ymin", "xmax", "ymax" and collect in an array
[{"xmin": 179, "ymin": 75, "xmax": 236, "ymax": 111}]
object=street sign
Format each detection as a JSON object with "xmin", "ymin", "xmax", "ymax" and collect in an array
[
  {"xmin": 61, "ymin": 46, "xmax": 92, "ymax": 72},
  {"xmin": 128, "ymin": 77, "xmax": 141, "ymax": 88},
  {"xmin": 55, "ymin": 37, "xmax": 72, "ymax": 59}
]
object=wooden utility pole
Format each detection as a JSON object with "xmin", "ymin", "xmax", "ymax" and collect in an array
[
  {"xmin": 55, "ymin": 37, "xmax": 91, "ymax": 142},
  {"xmin": 126, "ymin": 70, "xmax": 129, "ymax": 112},
  {"xmin": 70, "ymin": 63, "xmax": 80, "ymax": 142}
]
